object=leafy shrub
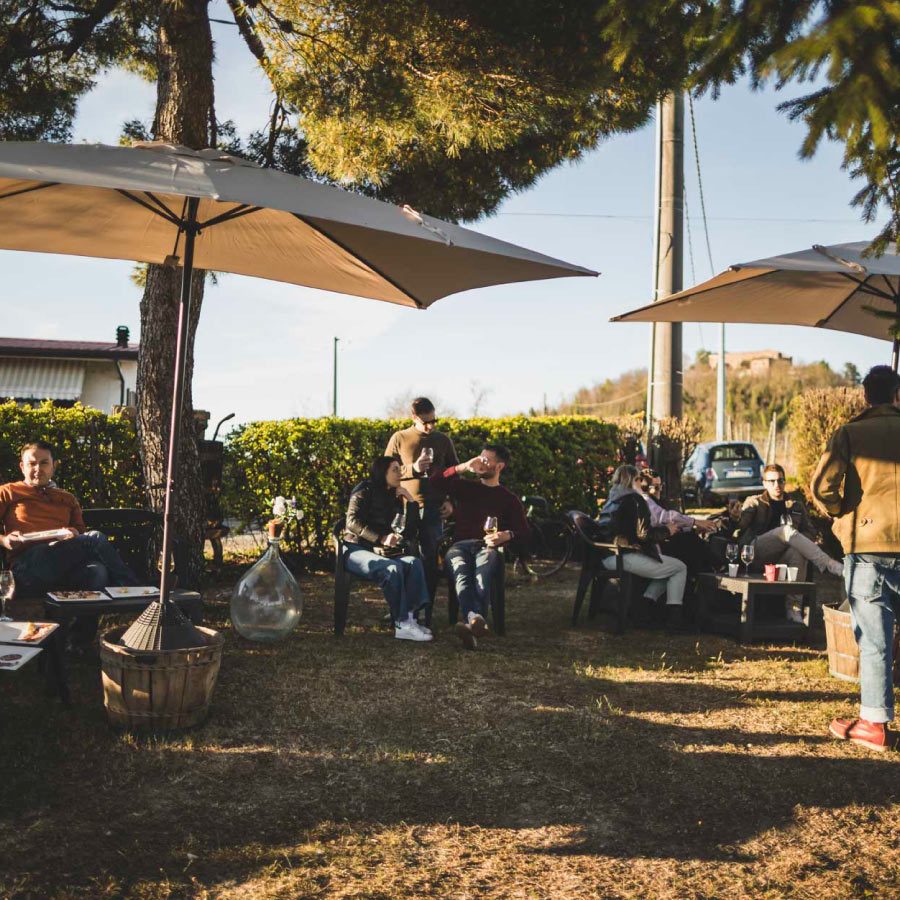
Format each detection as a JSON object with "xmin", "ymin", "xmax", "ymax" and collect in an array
[
  {"xmin": 789, "ymin": 387, "xmax": 866, "ymax": 494},
  {"xmin": 222, "ymin": 416, "xmax": 619, "ymax": 560},
  {"xmin": 0, "ymin": 401, "xmax": 143, "ymax": 506}
]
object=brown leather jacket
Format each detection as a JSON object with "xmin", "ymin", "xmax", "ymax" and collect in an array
[
  {"xmin": 737, "ymin": 491, "xmax": 816, "ymax": 544},
  {"xmin": 811, "ymin": 404, "xmax": 900, "ymax": 554}
]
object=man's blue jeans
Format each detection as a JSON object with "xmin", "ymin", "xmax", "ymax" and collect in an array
[
  {"xmin": 844, "ymin": 553, "xmax": 900, "ymax": 723},
  {"xmin": 13, "ymin": 530, "xmax": 140, "ymax": 593},
  {"xmin": 446, "ymin": 539, "xmax": 501, "ymax": 620},
  {"xmin": 343, "ymin": 545, "xmax": 430, "ymax": 624},
  {"xmin": 419, "ymin": 503, "xmax": 444, "ymax": 602}
]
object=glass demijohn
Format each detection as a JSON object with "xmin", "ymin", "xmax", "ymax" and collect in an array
[{"xmin": 231, "ymin": 534, "xmax": 302, "ymax": 641}]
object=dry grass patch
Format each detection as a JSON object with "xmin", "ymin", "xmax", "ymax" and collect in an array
[{"xmin": 1, "ymin": 566, "xmax": 897, "ymax": 899}]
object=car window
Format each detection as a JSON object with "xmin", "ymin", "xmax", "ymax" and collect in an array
[{"xmin": 710, "ymin": 444, "xmax": 759, "ymax": 462}]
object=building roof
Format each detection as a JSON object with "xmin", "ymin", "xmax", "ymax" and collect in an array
[{"xmin": 0, "ymin": 336, "xmax": 138, "ymax": 361}]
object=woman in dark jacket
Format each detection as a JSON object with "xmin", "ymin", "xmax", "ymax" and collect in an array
[
  {"xmin": 343, "ymin": 455, "xmax": 432, "ymax": 642},
  {"xmin": 596, "ymin": 464, "xmax": 688, "ymax": 629}
]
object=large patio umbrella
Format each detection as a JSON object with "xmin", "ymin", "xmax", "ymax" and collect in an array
[
  {"xmin": 611, "ymin": 241, "xmax": 900, "ymax": 368},
  {"xmin": 0, "ymin": 140, "xmax": 596, "ymax": 649}
]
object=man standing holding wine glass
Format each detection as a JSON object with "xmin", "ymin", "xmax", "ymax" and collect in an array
[
  {"xmin": 385, "ymin": 398, "xmax": 459, "ymax": 605},
  {"xmin": 428, "ymin": 445, "xmax": 530, "ymax": 650}
]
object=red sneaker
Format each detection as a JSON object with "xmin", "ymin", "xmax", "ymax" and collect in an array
[{"xmin": 829, "ymin": 717, "xmax": 897, "ymax": 752}]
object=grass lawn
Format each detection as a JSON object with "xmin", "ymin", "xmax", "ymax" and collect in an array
[{"xmin": 2, "ymin": 564, "xmax": 898, "ymax": 900}]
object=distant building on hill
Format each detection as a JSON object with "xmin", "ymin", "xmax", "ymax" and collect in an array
[
  {"xmin": 708, "ymin": 349, "xmax": 792, "ymax": 375},
  {"xmin": 0, "ymin": 326, "xmax": 138, "ymax": 413}
]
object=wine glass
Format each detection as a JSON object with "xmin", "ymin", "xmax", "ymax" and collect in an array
[
  {"xmin": 0, "ymin": 569, "xmax": 15, "ymax": 621},
  {"xmin": 740, "ymin": 543, "xmax": 755, "ymax": 576},
  {"xmin": 391, "ymin": 511, "xmax": 406, "ymax": 535},
  {"xmin": 725, "ymin": 543, "xmax": 739, "ymax": 565},
  {"xmin": 483, "ymin": 516, "xmax": 499, "ymax": 543},
  {"xmin": 420, "ymin": 446, "xmax": 434, "ymax": 478}
]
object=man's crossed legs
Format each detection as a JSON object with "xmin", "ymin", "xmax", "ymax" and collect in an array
[
  {"xmin": 754, "ymin": 524, "xmax": 843, "ymax": 622},
  {"xmin": 446, "ymin": 539, "xmax": 501, "ymax": 649},
  {"xmin": 13, "ymin": 530, "xmax": 140, "ymax": 647}
]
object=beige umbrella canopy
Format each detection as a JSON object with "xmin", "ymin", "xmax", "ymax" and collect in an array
[
  {"xmin": 611, "ymin": 241, "xmax": 900, "ymax": 367},
  {"xmin": 0, "ymin": 141, "xmax": 594, "ymax": 308},
  {"xmin": 0, "ymin": 140, "xmax": 597, "ymax": 648}
]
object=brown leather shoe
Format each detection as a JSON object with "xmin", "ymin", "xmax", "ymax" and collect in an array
[
  {"xmin": 468, "ymin": 614, "xmax": 489, "ymax": 638},
  {"xmin": 829, "ymin": 717, "xmax": 898, "ymax": 752},
  {"xmin": 455, "ymin": 622, "xmax": 477, "ymax": 650}
]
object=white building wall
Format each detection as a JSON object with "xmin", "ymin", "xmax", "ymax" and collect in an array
[{"xmin": 80, "ymin": 359, "xmax": 137, "ymax": 413}]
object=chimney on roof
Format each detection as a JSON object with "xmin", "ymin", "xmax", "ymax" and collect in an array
[{"xmin": 116, "ymin": 325, "xmax": 130, "ymax": 348}]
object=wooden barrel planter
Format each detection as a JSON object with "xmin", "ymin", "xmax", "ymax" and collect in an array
[
  {"xmin": 100, "ymin": 625, "xmax": 224, "ymax": 731},
  {"xmin": 822, "ymin": 604, "xmax": 859, "ymax": 683}
]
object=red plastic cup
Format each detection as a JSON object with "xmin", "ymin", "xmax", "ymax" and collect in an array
[{"xmin": 764, "ymin": 564, "xmax": 777, "ymax": 582}]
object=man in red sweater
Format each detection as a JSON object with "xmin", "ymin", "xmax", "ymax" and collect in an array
[
  {"xmin": 0, "ymin": 440, "xmax": 139, "ymax": 645},
  {"xmin": 428, "ymin": 444, "xmax": 530, "ymax": 649}
]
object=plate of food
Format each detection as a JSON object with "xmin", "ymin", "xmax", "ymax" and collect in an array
[
  {"xmin": 46, "ymin": 590, "xmax": 106, "ymax": 602},
  {"xmin": 0, "ymin": 646, "xmax": 42, "ymax": 671},
  {"xmin": 20, "ymin": 528, "xmax": 73, "ymax": 543},
  {"xmin": 0, "ymin": 621, "xmax": 58, "ymax": 644},
  {"xmin": 105, "ymin": 586, "xmax": 159, "ymax": 599}
]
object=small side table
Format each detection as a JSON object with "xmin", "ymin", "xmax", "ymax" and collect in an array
[
  {"xmin": 0, "ymin": 622, "xmax": 69, "ymax": 704},
  {"xmin": 697, "ymin": 573, "xmax": 817, "ymax": 644}
]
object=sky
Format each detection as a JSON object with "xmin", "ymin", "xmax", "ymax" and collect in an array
[{"xmin": 1, "ymin": 3, "xmax": 892, "ymax": 429}]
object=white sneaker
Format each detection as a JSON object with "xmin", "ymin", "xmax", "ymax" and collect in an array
[
  {"xmin": 416, "ymin": 622, "xmax": 433, "ymax": 637},
  {"xmin": 395, "ymin": 620, "xmax": 432, "ymax": 642}
]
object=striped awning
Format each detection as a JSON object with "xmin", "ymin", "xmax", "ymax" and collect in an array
[{"xmin": 0, "ymin": 358, "xmax": 85, "ymax": 401}]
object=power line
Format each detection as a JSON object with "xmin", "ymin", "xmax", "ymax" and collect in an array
[
  {"xmin": 688, "ymin": 94, "xmax": 716, "ymax": 275},
  {"xmin": 498, "ymin": 212, "xmax": 861, "ymax": 224}
]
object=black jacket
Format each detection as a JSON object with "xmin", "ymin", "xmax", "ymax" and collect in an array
[
  {"xmin": 343, "ymin": 480, "xmax": 420, "ymax": 551},
  {"xmin": 597, "ymin": 486, "xmax": 669, "ymax": 560}
]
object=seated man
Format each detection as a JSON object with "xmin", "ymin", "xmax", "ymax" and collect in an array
[
  {"xmin": 0, "ymin": 441, "xmax": 140, "ymax": 646},
  {"xmin": 428, "ymin": 444, "xmax": 530, "ymax": 650},
  {"xmin": 738, "ymin": 462, "xmax": 843, "ymax": 621}
]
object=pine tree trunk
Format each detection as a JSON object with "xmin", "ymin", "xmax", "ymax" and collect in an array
[{"xmin": 136, "ymin": 0, "xmax": 213, "ymax": 587}]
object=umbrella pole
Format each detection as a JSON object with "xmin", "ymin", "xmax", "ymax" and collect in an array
[{"xmin": 159, "ymin": 196, "xmax": 200, "ymax": 605}]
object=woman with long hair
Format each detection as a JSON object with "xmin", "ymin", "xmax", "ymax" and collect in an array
[
  {"xmin": 343, "ymin": 455, "xmax": 432, "ymax": 642},
  {"xmin": 596, "ymin": 464, "xmax": 688, "ymax": 631}
]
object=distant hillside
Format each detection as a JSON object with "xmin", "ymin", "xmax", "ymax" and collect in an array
[{"xmin": 553, "ymin": 354, "xmax": 853, "ymax": 442}]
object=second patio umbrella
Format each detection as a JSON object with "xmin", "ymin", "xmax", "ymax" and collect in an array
[
  {"xmin": 0, "ymin": 140, "xmax": 596, "ymax": 648},
  {"xmin": 611, "ymin": 241, "xmax": 900, "ymax": 368}
]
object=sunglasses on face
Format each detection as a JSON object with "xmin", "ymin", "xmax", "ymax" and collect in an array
[
  {"xmin": 416, "ymin": 417, "xmax": 437, "ymax": 426},
  {"xmin": 765, "ymin": 478, "xmax": 786, "ymax": 485}
]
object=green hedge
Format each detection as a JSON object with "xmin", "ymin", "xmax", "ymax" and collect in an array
[
  {"xmin": 0, "ymin": 402, "xmax": 143, "ymax": 506},
  {"xmin": 222, "ymin": 415, "xmax": 619, "ymax": 559},
  {"xmin": 789, "ymin": 387, "xmax": 866, "ymax": 495}
]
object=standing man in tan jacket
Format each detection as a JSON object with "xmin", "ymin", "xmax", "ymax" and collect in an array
[
  {"xmin": 812, "ymin": 365, "xmax": 900, "ymax": 752},
  {"xmin": 385, "ymin": 398, "xmax": 459, "ymax": 602}
]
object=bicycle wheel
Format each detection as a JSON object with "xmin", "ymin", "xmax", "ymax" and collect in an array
[{"xmin": 517, "ymin": 518, "xmax": 572, "ymax": 579}]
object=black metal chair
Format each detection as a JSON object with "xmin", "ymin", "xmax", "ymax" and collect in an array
[
  {"xmin": 333, "ymin": 518, "xmax": 439, "ymax": 635},
  {"xmin": 567, "ymin": 510, "xmax": 638, "ymax": 634},
  {"xmin": 444, "ymin": 546, "xmax": 506, "ymax": 636}
]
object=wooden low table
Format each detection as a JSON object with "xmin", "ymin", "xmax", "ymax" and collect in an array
[
  {"xmin": 43, "ymin": 588, "xmax": 203, "ymax": 627},
  {"xmin": 697, "ymin": 573, "xmax": 817, "ymax": 644}
]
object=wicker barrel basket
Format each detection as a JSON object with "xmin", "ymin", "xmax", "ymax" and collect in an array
[{"xmin": 100, "ymin": 625, "xmax": 224, "ymax": 731}]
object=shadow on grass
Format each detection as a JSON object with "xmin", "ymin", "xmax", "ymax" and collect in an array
[{"xmin": 0, "ymin": 571, "xmax": 892, "ymax": 898}]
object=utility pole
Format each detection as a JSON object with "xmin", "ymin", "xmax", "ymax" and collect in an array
[
  {"xmin": 332, "ymin": 336, "xmax": 339, "ymax": 417},
  {"xmin": 647, "ymin": 94, "xmax": 684, "ymax": 444},
  {"xmin": 716, "ymin": 324, "xmax": 726, "ymax": 440}
]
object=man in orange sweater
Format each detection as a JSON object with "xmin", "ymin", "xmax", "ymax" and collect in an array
[{"xmin": 0, "ymin": 441, "xmax": 139, "ymax": 644}]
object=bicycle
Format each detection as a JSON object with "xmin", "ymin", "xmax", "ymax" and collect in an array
[{"xmin": 513, "ymin": 496, "xmax": 574, "ymax": 580}]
